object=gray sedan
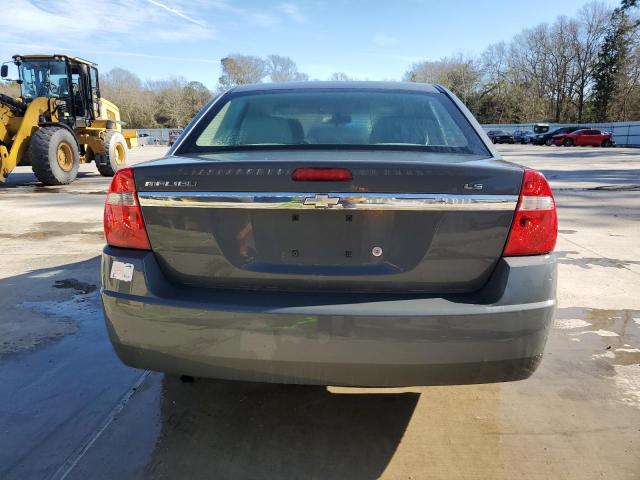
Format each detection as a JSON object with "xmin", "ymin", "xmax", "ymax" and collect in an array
[{"xmin": 101, "ymin": 82, "xmax": 557, "ymax": 387}]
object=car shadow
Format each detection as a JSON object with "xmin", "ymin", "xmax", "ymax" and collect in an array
[
  {"xmin": 141, "ymin": 376, "xmax": 420, "ymax": 480},
  {"xmin": 66, "ymin": 372, "xmax": 421, "ymax": 480}
]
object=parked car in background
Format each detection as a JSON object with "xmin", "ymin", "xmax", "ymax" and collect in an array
[
  {"xmin": 513, "ymin": 130, "xmax": 535, "ymax": 144},
  {"xmin": 532, "ymin": 126, "xmax": 580, "ymax": 146},
  {"xmin": 553, "ymin": 129, "xmax": 614, "ymax": 147},
  {"xmin": 486, "ymin": 130, "xmax": 515, "ymax": 144},
  {"xmin": 102, "ymin": 82, "xmax": 557, "ymax": 387},
  {"xmin": 533, "ymin": 123, "xmax": 550, "ymax": 134},
  {"xmin": 168, "ymin": 129, "xmax": 183, "ymax": 146}
]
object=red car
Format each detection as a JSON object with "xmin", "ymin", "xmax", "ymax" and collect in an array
[{"xmin": 553, "ymin": 128, "xmax": 614, "ymax": 147}]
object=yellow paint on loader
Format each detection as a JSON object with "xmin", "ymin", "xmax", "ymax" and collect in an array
[{"xmin": 0, "ymin": 97, "xmax": 54, "ymax": 180}]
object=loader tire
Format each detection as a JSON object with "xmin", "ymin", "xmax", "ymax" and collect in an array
[
  {"xmin": 96, "ymin": 131, "xmax": 127, "ymax": 177},
  {"xmin": 29, "ymin": 126, "xmax": 80, "ymax": 185}
]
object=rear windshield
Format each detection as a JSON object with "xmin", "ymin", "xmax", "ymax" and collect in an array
[{"xmin": 177, "ymin": 89, "xmax": 489, "ymax": 156}]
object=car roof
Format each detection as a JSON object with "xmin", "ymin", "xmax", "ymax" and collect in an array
[{"xmin": 231, "ymin": 81, "xmax": 441, "ymax": 93}]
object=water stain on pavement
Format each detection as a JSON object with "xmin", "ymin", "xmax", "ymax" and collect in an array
[
  {"xmin": 555, "ymin": 252, "xmax": 640, "ymax": 269},
  {"xmin": 0, "ymin": 258, "xmax": 102, "ymax": 356},
  {"xmin": 554, "ymin": 307, "xmax": 640, "ymax": 408},
  {"xmin": 556, "ymin": 307, "xmax": 640, "ymax": 342},
  {"xmin": 589, "ymin": 184, "xmax": 640, "ymax": 191},
  {"xmin": 53, "ymin": 278, "xmax": 97, "ymax": 294}
]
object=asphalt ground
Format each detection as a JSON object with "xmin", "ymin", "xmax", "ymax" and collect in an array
[{"xmin": 0, "ymin": 144, "xmax": 639, "ymax": 479}]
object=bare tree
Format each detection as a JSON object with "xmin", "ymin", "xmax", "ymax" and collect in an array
[
  {"xmin": 266, "ymin": 55, "xmax": 308, "ymax": 82},
  {"xmin": 329, "ymin": 72, "xmax": 353, "ymax": 81},
  {"xmin": 149, "ymin": 78, "xmax": 190, "ymax": 128},
  {"xmin": 573, "ymin": 2, "xmax": 612, "ymax": 121},
  {"xmin": 546, "ymin": 17, "xmax": 580, "ymax": 122},
  {"xmin": 100, "ymin": 69, "xmax": 212, "ymax": 128},
  {"xmin": 183, "ymin": 81, "xmax": 212, "ymax": 119},
  {"xmin": 218, "ymin": 55, "xmax": 266, "ymax": 88},
  {"xmin": 404, "ymin": 56, "xmax": 480, "ymax": 106},
  {"xmin": 101, "ymin": 68, "xmax": 156, "ymax": 128}
]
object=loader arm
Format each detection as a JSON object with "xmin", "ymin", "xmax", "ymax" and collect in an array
[{"xmin": 0, "ymin": 97, "xmax": 56, "ymax": 182}]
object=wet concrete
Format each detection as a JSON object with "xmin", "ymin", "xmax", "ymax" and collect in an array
[
  {"xmin": 1, "ymin": 145, "xmax": 639, "ymax": 479},
  {"xmin": 0, "ymin": 261, "xmax": 144, "ymax": 479}
]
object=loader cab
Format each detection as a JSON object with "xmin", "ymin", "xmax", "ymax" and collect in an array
[{"xmin": 12, "ymin": 55, "xmax": 100, "ymax": 127}]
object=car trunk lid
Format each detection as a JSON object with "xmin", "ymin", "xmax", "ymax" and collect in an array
[{"xmin": 134, "ymin": 150, "xmax": 522, "ymax": 293}]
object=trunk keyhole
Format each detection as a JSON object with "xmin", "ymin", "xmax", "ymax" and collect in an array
[
  {"xmin": 345, "ymin": 214, "xmax": 352, "ymax": 222},
  {"xmin": 291, "ymin": 249, "xmax": 299, "ymax": 257}
]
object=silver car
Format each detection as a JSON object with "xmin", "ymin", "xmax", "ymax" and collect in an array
[{"xmin": 101, "ymin": 82, "xmax": 557, "ymax": 387}]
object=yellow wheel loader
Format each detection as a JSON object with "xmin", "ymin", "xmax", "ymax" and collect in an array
[{"xmin": 0, "ymin": 54, "xmax": 137, "ymax": 185}]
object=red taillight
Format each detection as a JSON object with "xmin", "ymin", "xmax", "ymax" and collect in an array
[
  {"xmin": 503, "ymin": 169, "xmax": 557, "ymax": 256},
  {"xmin": 104, "ymin": 167, "xmax": 151, "ymax": 250},
  {"xmin": 292, "ymin": 168, "xmax": 352, "ymax": 182}
]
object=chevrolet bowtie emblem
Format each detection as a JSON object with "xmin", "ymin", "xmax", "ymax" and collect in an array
[{"xmin": 303, "ymin": 194, "xmax": 340, "ymax": 208}]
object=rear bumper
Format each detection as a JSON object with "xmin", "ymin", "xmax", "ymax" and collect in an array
[{"xmin": 101, "ymin": 247, "xmax": 556, "ymax": 387}]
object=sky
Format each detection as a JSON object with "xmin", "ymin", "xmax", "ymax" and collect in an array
[{"xmin": 0, "ymin": 0, "xmax": 622, "ymax": 89}]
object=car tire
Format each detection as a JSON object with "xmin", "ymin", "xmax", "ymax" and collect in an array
[
  {"xmin": 563, "ymin": 138, "xmax": 573, "ymax": 147},
  {"xmin": 492, "ymin": 138, "xmax": 497, "ymax": 144},
  {"xmin": 545, "ymin": 138, "xmax": 553, "ymax": 146},
  {"xmin": 29, "ymin": 126, "xmax": 80, "ymax": 185},
  {"xmin": 601, "ymin": 139, "xmax": 612, "ymax": 147}
]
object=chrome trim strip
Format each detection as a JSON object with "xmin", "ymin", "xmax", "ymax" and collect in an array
[{"xmin": 138, "ymin": 192, "xmax": 518, "ymax": 211}]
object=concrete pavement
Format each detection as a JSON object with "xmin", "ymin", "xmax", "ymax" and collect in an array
[{"xmin": 0, "ymin": 144, "xmax": 638, "ymax": 479}]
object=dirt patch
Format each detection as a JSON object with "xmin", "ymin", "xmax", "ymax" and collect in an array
[{"xmin": 0, "ymin": 221, "xmax": 103, "ymax": 240}]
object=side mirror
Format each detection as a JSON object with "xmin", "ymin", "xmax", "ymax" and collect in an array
[{"xmin": 0, "ymin": 65, "xmax": 8, "ymax": 78}]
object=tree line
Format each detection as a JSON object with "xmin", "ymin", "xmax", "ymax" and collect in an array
[
  {"xmin": 1, "ymin": 0, "xmax": 638, "ymax": 127},
  {"xmin": 404, "ymin": 1, "xmax": 640, "ymax": 124}
]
